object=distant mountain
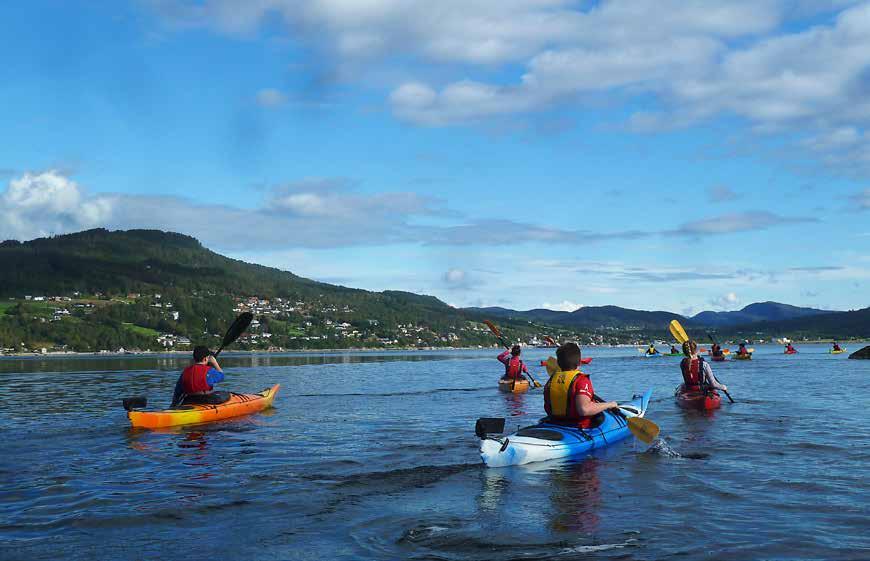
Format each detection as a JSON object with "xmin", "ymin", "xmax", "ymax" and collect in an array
[
  {"xmin": 727, "ymin": 307, "xmax": 870, "ymax": 339},
  {"xmin": 463, "ymin": 305, "xmax": 684, "ymax": 329},
  {"xmin": 692, "ymin": 301, "xmax": 832, "ymax": 327}
]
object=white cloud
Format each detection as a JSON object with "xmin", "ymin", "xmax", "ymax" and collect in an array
[
  {"xmin": 0, "ymin": 171, "xmax": 113, "ymax": 240},
  {"xmin": 542, "ymin": 300, "xmax": 581, "ymax": 312},
  {"xmin": 710, "ymin": 291, "xmax": 740, "ymax": 310},
  {"xmin": 671, "ymin": 211, "xmax": 815, "ymax": 236}
]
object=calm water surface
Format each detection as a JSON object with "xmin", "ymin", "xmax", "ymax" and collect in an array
[{"xmin": 1, "ymin": 345, "xmax": 869, "ymax": 560}]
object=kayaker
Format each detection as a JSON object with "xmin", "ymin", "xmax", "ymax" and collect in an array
[
  {"xmin": 785, "ymin": 343, "xmax": 797, "ymax": 353},
  {"xmin": 497, "ymin": 345, "xmax": 528, "ymax": 381},
  {"xmin": 670, "ymin": 345, "xmax": 679, "ymax": 354},
  {"xmin": 681, "ymin": 340, "xmax": 727, "ymax": 393},
  {"xmin": 737, "ymin": 342, "xmax": 749, "ymax": 356},
  {"xmin": 544, "ymin": 342, "xmax": 618, "ymax": 428},
  {"xmin": 646, "ymin": 344, "xmax": 659, "ymax": 356},
  {"xmin": 832, "ymin": 342, "xmax": 842, "ymax": 352},
  {"xmin": 710, "ymin": 343, "xmax": 724, "ymax": 358},
  {"xmin": 171, "ymin": 346, "xmax": 229, "ymax": 406}
]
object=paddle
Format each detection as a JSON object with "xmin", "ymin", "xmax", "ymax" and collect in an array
[
  {"xmin": 670, "ymin": 320, "xmax": 734, "ymax": 404},
  {"xmin": 123, "ymin": 312, "xmax": 255, "ymax": 411},
  {"xmin": 483, "ymin": 320, "xmax": 542, "ymax": 388}
]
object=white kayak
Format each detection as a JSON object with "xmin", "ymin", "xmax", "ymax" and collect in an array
[{"xmin": 478, "ymin": 389, "xmax": 653, "ymax": 468}]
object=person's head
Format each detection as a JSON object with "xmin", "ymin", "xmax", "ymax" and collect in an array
[
  {"xmin": 193, "ymin": 345, "xmax": 212, "ymax": 363},
  {"xmin": 682, "ymin": 339, "xmax": 698, "ymax": 357},
  {"xmin": 510, "ymin": 344, "xmax": 521, "ymax": 356},
  {"xmin": 556, "ymin": 342, "xmax": 582, "ymax": 371},
  {"xmin": 740, "ymin": 342, "xmax": 745, "ymax": 347}
]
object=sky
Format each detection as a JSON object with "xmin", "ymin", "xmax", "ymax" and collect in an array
[{"xmin": 1, "ymin": 1, "xmax": 870, "ymax": 315}]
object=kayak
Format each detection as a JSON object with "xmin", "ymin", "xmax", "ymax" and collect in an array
[
  {"xmin": 644, "ymin": 353, "xmax": 662, "ymax": 358},
  {"xmin": 127, "ymin": 384, "xmax": 280, "ymax": 429},
  {"xmin": 830, "ymin": 349, "xmax": 846, "ymax": 354},
  {"xmin": 711, "ymin": 355, "xmax": 726, "ymax": 362},
  {"xmin": 675, "ymin": 384, "xmax": 721, "ymax": 411},
  {"xmin": 498, "ymin": 378, "xmax": 530, "ymax": 394},
  {"xmin": 733, "ymin": 353, "xmax": 752, "ymax": 360},
  {"xmin": 663, "ymin": 352, "xmax": 682, "ymax": 357},
  {"xmin": 479, "ymin": 389, "xmax": 653, "ymax": 467},
  {"xmin": 784, "ymin": 349, "xmax": 798, "ymax": 355}
]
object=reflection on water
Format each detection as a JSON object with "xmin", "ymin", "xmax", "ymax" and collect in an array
[{"xmin": 548, "ymin": 459, "xmax": 602, "ymax": 534}]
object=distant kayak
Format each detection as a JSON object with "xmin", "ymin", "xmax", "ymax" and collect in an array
[
  {"xmin": 498, "ymin": 378, "xmax": 530, "ymax": 393},
  {"xmin": 830, "ymin": 349, "xmax": 846, "ymax": 354},
  {"xmin": 127, "ymin": 384, "xmax": 280, "ymax": 429},
  {"xmin": 734, "ymin": 353, "xmax": 752, "ymax": 360},
  {"xmin": 644, "ymin": 353, "xmax": 662, "ymax": 358},
  {"xmin": 479, "ymin": 389, "xmax": 653, "ymax": 467},
  {"xmin": 663, "ymin": 352, "xmax": 682, "ymax": 357},
  {"xmin": 675, "ymin": 384, "xmax": 722, "ymax": 411},
  {"xmin": 711, "ymin": 355, "xmax": 726, "ymax": 362},
  {"xmin": 784, "ymin": 349, "xmax": 798, "ymax": 355}
]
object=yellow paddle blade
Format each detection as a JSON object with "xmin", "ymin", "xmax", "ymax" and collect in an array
[
  {"xmin": 748, "ymin": 348, "xmax": 755, "ymax": 353},
  {"xmin": 627, "ymin": 417, "xmax": 660, "ymax": 444},
  {"xmin": 669, "ymin": 320, "xmax": 689, "ymax": 344},
  {"xmin": 545, "ymin": 356, "xmax": 559, "ymax": 377}
]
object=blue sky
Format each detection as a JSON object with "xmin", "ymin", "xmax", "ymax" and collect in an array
[{"xmin": 2, "ymin": 1, "xmax": 869, "ymax": 314}]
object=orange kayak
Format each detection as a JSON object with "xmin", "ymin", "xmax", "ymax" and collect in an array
[
  {"xmin": 498, "ymin": 378, "xmax": 530, "ymax": 393},
  {"xmin": 128, "ymin": 384, "xmax": 280, "ymax": 429}
]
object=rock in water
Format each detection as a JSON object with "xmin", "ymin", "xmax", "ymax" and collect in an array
[{"xmin": 848, "ymin": 345, "xmax": 870, "ymax": 359}]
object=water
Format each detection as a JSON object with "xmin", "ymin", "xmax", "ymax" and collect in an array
[{"xmin": 1, "ymin": 345, "xmax": 869, "ymax": 560}]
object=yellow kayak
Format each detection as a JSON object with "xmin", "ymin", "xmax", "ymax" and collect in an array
[
  {"xmin": 498, "ymin": 378, "xmax": 530, "ymax": 394},
  {"xmin": 127, "ymin": 384, "xmax": 280, "ymax": 429}
]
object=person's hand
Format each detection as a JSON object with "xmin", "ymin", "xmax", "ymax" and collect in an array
[
  {"xmin": 721, "ymin": 385, "xmax": 728, "ymax": 392},
  {"xmin": 608, "ymin": 401, "xmax": 619, "ymax": 410},
  {"xmin": 207, "ymin": 355, "xmax": 219, "ymax": 367}
]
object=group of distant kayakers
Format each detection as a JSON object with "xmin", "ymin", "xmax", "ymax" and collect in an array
[{"xmin": 495, "ymin": 336, "xmax": 848, "ymax": 424}]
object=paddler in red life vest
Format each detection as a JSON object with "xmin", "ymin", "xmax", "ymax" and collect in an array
[
  {"xmin": 497, "ymin": 345, "xmax": 528, "ymax": 381},
  {"xmin": 171, "ymin": 345, "xmax": 227, "ymax": 406},
  {"xmin": 785, "ymin": 342, "xmax": 796, "ymax": 353},
  {"xmin": 832, "ymin": 342, "xmax": 842, "ymax": 352},
  {"xmin": 544, "ymin": 342, "xmax": 618, "ymax": 429},
  {"xmin": 737, "ymin": 342, "xmax": 749, "ymax": 356},
  {"xmin": 680, "ymin": 340, "xmax": 728, "ymax": 393},
  {"xmin": 710, "ymin": 343, "xmax": 724, "ymax": 359}
]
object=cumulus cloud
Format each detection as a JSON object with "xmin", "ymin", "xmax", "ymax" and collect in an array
[
  {"xmin": 542, "ymin": 300, "xmax": 581, "ymax": 312},
  {"xmin": 710, "ymin": 291, "xmax": 740, "ymax": 310},
  {"xmin": 442, "ymin": 268, "xmax": 476, "ymax": 290},
  {"xmin": 0, "ymin": 171, "xmax": 113, "ymax": 240}
]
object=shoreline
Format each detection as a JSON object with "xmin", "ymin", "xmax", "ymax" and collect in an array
[{"xmin": 1, "ymin": 340, "xmax": 865, "ymax": 359}]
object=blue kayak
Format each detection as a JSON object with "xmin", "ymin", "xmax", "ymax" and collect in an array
[{"xmin": 479, "ymin": 389, "xmax": 653, "ymax": 467}]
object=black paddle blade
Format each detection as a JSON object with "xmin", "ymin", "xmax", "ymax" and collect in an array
[
  {"xmin": 222, "ymin": 312, "xmax": 254, "ymax": 347},
  {"xmin": 123, "ymin": 396, "xmax": 147, "ymax": 411},
  {"xmin": 475, "ymin": 417, "xmax": 505, "ymax": 438}
]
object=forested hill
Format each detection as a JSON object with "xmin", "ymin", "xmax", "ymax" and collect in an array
[{"xmin": 0, "ymin": 229, "xmax": 572, "ymax": 352}]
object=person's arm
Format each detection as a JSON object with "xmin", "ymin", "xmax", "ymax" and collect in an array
[
  {"xmin": 206, "ymin": 356, "xmax": 224, "ymax": 387},
  {"xmin": 497, "ymin": 350, "xmax": 510, "ymax": 365},
  {"xmin": 575, "ymin": 393, "xmax": 618, "ymax": 417},
  {"xmin": 702, "ymin": 361, "xmax": 727, "ymax": 391}
]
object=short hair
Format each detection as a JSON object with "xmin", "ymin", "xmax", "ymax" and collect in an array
[
  {"xmin": 556, "ymin": 342, "xmax": 582, "ymax": 370},
  {"xmin": 193, "ymin": 345, "xmax": 212, "ymax": 362},
  {"xmin": 510, "ymin": 345, "xmax": 521, "ymax": 356}
]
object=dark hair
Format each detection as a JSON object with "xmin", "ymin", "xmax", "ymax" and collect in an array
[
  {"xmin": 510, "ymin": 345, "xmax": 521, "ymax": 356},
  {"xmin": 556, "ymin": 342, "xmax": 581, "ymax": 370},
  {"xmin": 193, "ymin": 345, "xmax": 212, "ymax": 362}
]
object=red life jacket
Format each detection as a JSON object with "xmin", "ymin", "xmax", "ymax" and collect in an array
[
  {"xmin": 680, "ymin": 357, "xmax": 705, "ymax": 391},
  {"xmin": 181, "ymin": 364, "xmax": 213, "ymax": 394},
  {"xmin": 504, "ymin": 356, "xmax": 525, "ymax": 379}
]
